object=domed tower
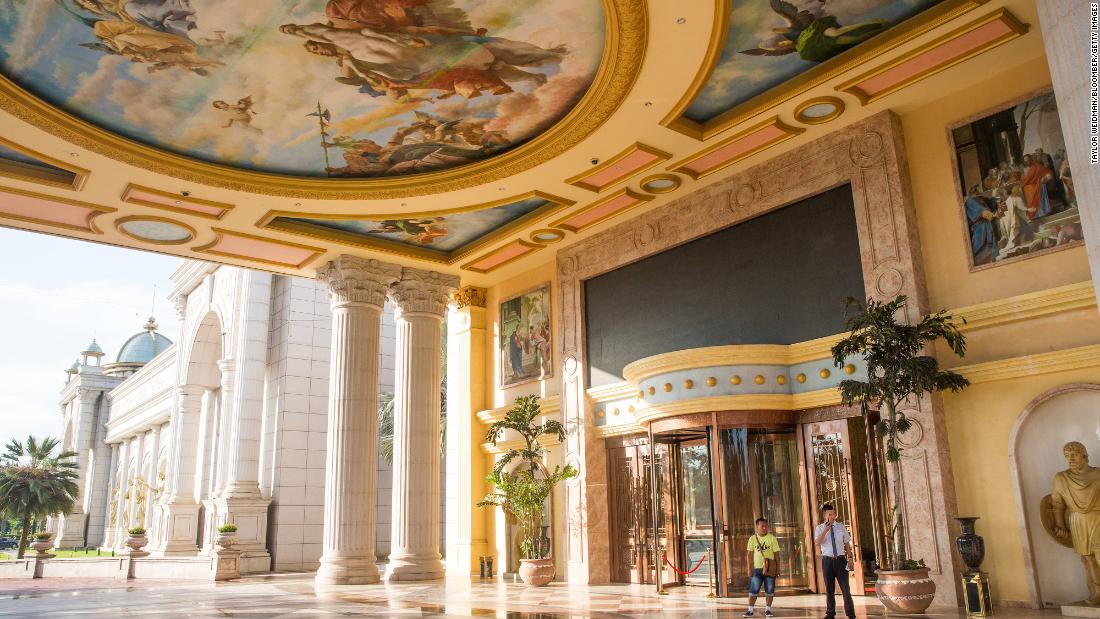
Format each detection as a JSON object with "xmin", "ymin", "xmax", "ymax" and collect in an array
[{"xmin": 103, "ymin": 317, "xmax": 173, "ymax": 378}]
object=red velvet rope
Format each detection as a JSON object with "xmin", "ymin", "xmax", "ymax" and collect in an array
[{"xmin": 662, "ymin": 551, "xmax": 708, "ymax": 575}]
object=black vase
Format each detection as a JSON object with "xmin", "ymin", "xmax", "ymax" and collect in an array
[{"xmin": 955, "ymin": 517, "xmax": 985, "ymax": 573}]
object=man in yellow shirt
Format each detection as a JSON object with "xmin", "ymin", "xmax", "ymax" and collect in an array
[{"xmin": 744, "ymin": 518, "xmax": 780, "ymax": 617}]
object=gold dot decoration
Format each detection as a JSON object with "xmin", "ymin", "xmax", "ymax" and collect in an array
[
  {"xmin": 820, "ymin": 368, "xmax": 831, "ymax": 379},
  {"xmin": 628, "ymin": 405, "xmax": 635, "ymax": 414},
  {"xmin": 730, "ymin": 375, "xmax": 742, "ymax": 385},
  {"xmin": 706, "ymin": 377, "xmax": 717, "ymax": 387},
  {"xmin": 612, "ymin": 408, "xmax": 620, "ymax": 416},
  {"xmin": 683, "ymin": 379, "xmax": 695, "ymax": 389},
  {"xmin": 754, "ymin": 375, "xmax": 765, "ymax": 385},
  {"xmin": 777, "ymin": 375, "xmax": 787, "ymax": 385},
  {"xmin": 648, "ymin": 386, "xmax": 656, "ymax": 396},
  {"xmin": 663, "ymin": 383, "xmax": 672, "ymax": 392},
  {"xmin": 796, "ymin": 373, "xmax": 807, "ymax": 384},
  {"xmin": 844, "ymin": 364, "xmax": 857, "ymax": 375},
  {"xmin": 638, "ymin": 390, "xmax": 645, "ymax": 399},
  {"xmin": 597, "ymin": 410, "xmax": 605, "ymax": 418}
]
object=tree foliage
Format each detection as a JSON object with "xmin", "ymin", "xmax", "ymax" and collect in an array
[
  {"xmin": 479, "ymin": 395, "xmax": 576, "ymax": 560},
  {"xmin": 830, "ymin": 296, "xmax": 969, "ymax": 569},
  {"xmin": 0, "ymin": 436, "xmax": 78, "ymax": 558}
]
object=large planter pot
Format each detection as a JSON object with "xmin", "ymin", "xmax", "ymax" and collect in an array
[
  {"xmin": 518, "ymin": 558, "xmax": 555, "ymax": 587},
  {"xmin": 955, "ymin": 517, "xmax": 985, "ymax": 574},
  {"xmin": 876, "ymin": 567, "xmax": 936, "ymax": 614},
  {"xmin": 125, "ymin": 534, "xmax": 149, "ymax": 557}
]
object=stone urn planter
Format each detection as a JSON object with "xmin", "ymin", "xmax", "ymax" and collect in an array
[
  {"xmin": 876, "ymin": 567, "xmax": 936, "ymax": 613},
  {"xmin": 125, "ymin": 532, "xmax": 149, "ymax": 557},
  {"xmin": 955, "ymin": 517, "xmax": 985, "ymax": 574},
  {"xmin": 518, "ymin": 558, "xmax": 555, "ymax": 586},
  {"xmin": 30, "ymin": 533, "xmax": 54, "ymax": 558},
  {"xmin": 215, "ymin": 532, "xmax": 238, "ymax": 549}
]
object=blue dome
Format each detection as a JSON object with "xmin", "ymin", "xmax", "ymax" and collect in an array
[
  {"xmin": 116, "ymin": 330, "xmax": 172, "ymax": 364},
  {"xmin": 85, "ymin": 340, "xmax": 103, "ymax": 354}
]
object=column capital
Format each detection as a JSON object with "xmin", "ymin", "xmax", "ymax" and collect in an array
[
  {"xmin": 317, "ymin": 256, "xmax": 401, "ymax": 309},
  {"xmin": 452, "ymin": 285, "xmax": 486, "ymax": 309},
  {"xmin": 391, "ymin": 268, "xmax": 460, "ymax": 317},
  {"xmin": 175, "ymin": 385, "xmax": 205, "ymax": 404}
]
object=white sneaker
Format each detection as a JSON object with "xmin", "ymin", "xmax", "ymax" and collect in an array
[{"xmin": 744, "ymin": 609, "xmax": 755, "ymax": 617}]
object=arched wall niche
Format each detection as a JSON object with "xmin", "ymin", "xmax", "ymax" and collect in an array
[{"xmin": 1009, "ymin": 383, "xmax": 1100, "ymax": 608}]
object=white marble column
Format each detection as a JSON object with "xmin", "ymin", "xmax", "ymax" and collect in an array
[
  {"xmin": 225, "ymin": 269, "xmax": 273, "ymax": 497},
  {"xmin": 1038, "ymin": 2, "xmax": 1100, "ymax": 306},
  {"xmin": 445, "ymin": 286, "xmax": 489, "ymax": 576},
  {"xmin": 213, "ymin": 359, "xmax": 235, "ymax": 496},
  {"xmin": 152, "ymin": 386, "xmax": 203, "ymax": 555},
  {"xmin": 99, "ymin": 442, "xmax": 120, "ymax": 549},
  {"xmin": 386, "ymin": 268, "xmax": 458, "ymax": 582},
  {"xmin": 55, "ymin": 388, "xmax": 97, "ymax": 548},
  {"xmin": 315, "ymin": 256, "xmax": 401, "ymax": 586}
]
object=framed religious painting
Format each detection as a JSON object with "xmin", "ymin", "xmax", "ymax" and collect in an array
[
  {"xmin": 499, "ymin": 283, "xmax": 552, "ymax": 389},
  {"xmin": 948, "ymin": 89, "xmax": 1085, "ymax": 271}
]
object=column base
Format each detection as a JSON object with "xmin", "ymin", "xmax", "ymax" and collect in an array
[
  {"xmin": 212, "ymin": 494, "xmax": 271, "ymax": 572},
  {"xmin": 148, "ymin": 500, "xmax": 201, "ymax": 556},
  {"xmin": 385, "ymin": 555, "xmax": 445, "ymax": 581},
  {"xmin": 54, "ymin": 512, "xmax": 88, "ymax": 548},
  {"xmin": 315, "ymin": 556, "xmax": 381, "ymax": 586}
]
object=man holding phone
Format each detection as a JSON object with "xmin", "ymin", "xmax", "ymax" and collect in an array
[{"xmin": 813, "ymin": 503, "xmax": 855, "ymax": 619}]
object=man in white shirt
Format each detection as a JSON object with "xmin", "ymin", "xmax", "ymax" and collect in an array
[{"xmin": 813, "ymin": 503, "xmax": 855, "ymax": 619}]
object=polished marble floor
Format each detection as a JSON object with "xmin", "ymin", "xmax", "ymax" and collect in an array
[{"xmin": 0, "ymin": 573, "xmax": 1064, "ymax": 618}]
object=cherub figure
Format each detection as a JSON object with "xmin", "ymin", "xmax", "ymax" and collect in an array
[{"xmin": 212, "ymin": 96, "xmax": 261, "ymax": 133}]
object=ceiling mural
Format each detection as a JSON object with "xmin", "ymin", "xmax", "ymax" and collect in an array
[
  {"xmin": 277, "ymin": 193, "xmax": 562, "ymax": 256},
  {"xmin": 0, "ymin": 0, "xmax": 605, "ymax": 178},
  {"xmin": 684, "ymin": 0, "xmax": 942, "ymax": 124}
]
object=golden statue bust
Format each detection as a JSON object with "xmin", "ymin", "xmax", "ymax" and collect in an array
[{"xmin": 1044, "ymin": 441, "xmax": 1100, "ymax": 606}]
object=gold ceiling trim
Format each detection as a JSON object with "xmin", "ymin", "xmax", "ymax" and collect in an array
[
  {"xmin": 658, "ymin": 0, "xmax": 730, "ymax": 139},
  {"xmin": 668, "ymin": 116, "xmax": 804, "ymax": 180},
  {"xmin": 460, "ymin": 239, "xmax": 544, "ymax": 274},
  {"xmin": 639, "ymin": 173, "xmax": 682, "ymax": 194},
  {"xmin": 662, "ymin": 0, "xmax": 990, "ymax": 141},
  {"xmin": 565, "ymin": 142, "xmax": 671, "ymax": 193},
  {"xmin": 836, "ymin": 8, "xmax": 1028, "ymax": 105},
  {"xmin": 0, "ymin": 0, "xmax": 646, "ymax": 200},
  {"xmin": 121, "ymin": 183, "xmax": 234, "ymax": 220},
  {"xmin": 793, "ymin": 96, "xmax": 846, "ymax": 126},
  {"xmin": 0, "ymin": 136, "xmax": 89, "ymax": 191},
  {"xmin": 114, "ymin": 215, "xmax": 197, "ymax": 246},
  {"xmin": 257, "ymin": 190, "xmax": 574, "ymax": 265},
  {"xmin": 0, "ymin": 184, "xmax": 114, "ymax": 234},
  {"xmin": 192, "ymin": 227, "xmax": 325, "ymax": 270},
  {"xmin": 550, "ymin": 187, "xmax": 654, "ymax": 233}
]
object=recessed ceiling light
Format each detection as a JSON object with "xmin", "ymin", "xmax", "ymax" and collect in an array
[
  {"xmin": 644, "ymin": 101, "xmax": 653, "ymax": 107},
  {"xmin": 529, "ymin": 228, "xmax": 565, "ymax": 244},
  {"xmin": 294, "ymin": 202, "xmax": 302, "ymax": 207},
  {"xmin": 69, "ymin": 152, "xmax": 79, "ymax": 158},
  {"xmin": 640, "ymin": 173, "xmax": 682, "ymax": 194},
  {"xmin": 676, "ymin": 17, "xmax": 686, "ymax": 24},
  {"xmin": 794, "ymin": 97, "xmax": 845, "ymax": 125}
]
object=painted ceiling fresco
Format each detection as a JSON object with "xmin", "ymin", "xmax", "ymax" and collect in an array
[
  {"xmin": 685, "ymin": 0, "xmax": 942, "ymax": 124},
  {"xmin": 285, "ymin": 194, "xmax": 552, "ymax": 255},
  {"xmin": 0, "ymin": 1, "xmax": 604, "ymax": 178}
]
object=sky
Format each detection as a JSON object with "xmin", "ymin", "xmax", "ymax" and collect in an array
[{"xmin": 0, "ymin": 227, "xmax": 182, "ymax": 448}]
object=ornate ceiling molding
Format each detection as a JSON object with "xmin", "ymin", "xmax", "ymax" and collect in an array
[{"xmin": 0, "ymin": 0, "xmax": 647, "ymax": 199}]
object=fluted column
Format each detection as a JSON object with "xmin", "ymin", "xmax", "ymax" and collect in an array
[
  {"xmin": 225, "ymin": 269, "xmax": 273, "ymax": 497},
  {"xmin": 213, "ymin": 360, "xmax": 236, "ymax": 496},
  {"xmin": 386, "ymin": 268, "xmax": 459, "ymax": 582},
  {"xmin": 55, "ymin": 388, "xmax": 97, "ymax": 547},
  {"xmin": 152, "ymin": 386, "xmax": 203, "ymax": 555},
  {"xmin": 315, "ymin": 256, "xmax": 401, "ymax": 587}
]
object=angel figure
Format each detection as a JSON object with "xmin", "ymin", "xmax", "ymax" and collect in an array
[
  {"xmin": 741, "ymin": 0, "xmax": 886, "ymax": 63},
  {"xmin": 212, "ymin": 96, "xmax": 261, "ymax": 133}
]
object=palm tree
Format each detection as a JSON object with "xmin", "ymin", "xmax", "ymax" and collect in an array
[
  {"xmin": 479, "ymin": 395, "xmax": 575, "ymax": 561},
  {"xmin": 0, "ymin": 436, "xmax": 79, "ymax": 559},
  {"xmin": 830, "ymin": 296, "xmax": 969, "ymax": 570},
  {"xmin": 377, "ymin": 382, "xmax": 448, "ymax": 465},
  {"xmin": 484, "ymin": 395, "xmax": 565, "ymax": 476}
]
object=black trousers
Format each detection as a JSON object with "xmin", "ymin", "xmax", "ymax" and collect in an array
[{"xmin": 822, "ymin": 556, "xmax": 855, "ymax": 618}]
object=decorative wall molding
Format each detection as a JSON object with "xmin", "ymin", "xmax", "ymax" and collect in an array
[
  {"xmin": 951, "ymin": 281, "xmax": 1096, "ymax": 332},
  {"xmin": 475, "ymin": 395, "xmax": 561, "ymax": 425},
  {"xmin": 954, "ymin": 345, "xmax": 1100, "ymax": 384}
]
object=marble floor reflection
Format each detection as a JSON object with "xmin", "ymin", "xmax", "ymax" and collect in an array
[{"xmin": 0, "ymin": 573, "xmax": 1064, "ymax": 618}]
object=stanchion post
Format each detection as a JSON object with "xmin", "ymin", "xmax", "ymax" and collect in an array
[
  {"xmin": 707, "ymin": 549, "xmax": 716, "ymax": 598},
  {"xmin": 657, "ymin": 547, "xmax": 668, "ymax": 595}
]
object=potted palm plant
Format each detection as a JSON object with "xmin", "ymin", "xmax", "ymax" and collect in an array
[
  {"xmin": 0, "ymin": 436, "xmax": 77, "ymax": 559},
  {"xmin": 831, "ymin": 295, "xmax": 969, "ymax": 613},
  {"xmin": 478, "ymin": 395, "xmax": 576, "ymax": 586}
]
